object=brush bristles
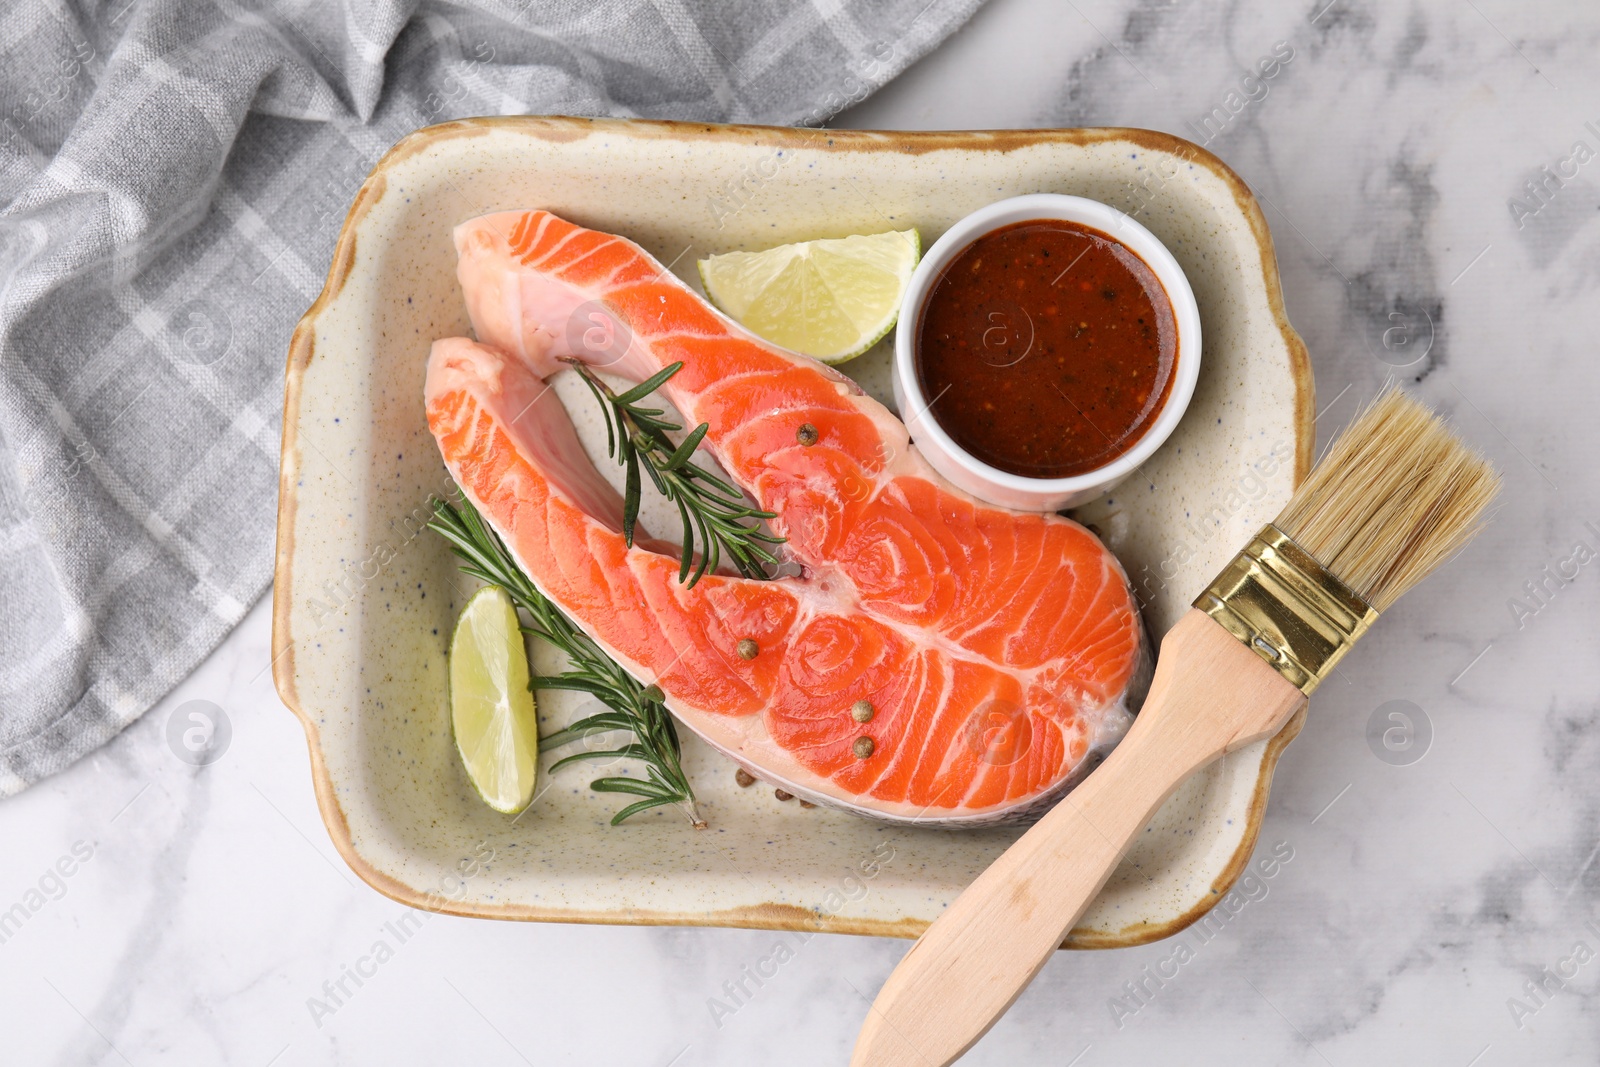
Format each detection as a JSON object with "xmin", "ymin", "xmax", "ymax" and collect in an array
[{"xmin": 1276, "ymin": 386, "xmax": 1501, "ymax": 613}]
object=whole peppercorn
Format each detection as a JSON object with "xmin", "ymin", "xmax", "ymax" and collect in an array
[
  {"xmin": 736, "ymin": 638, "xmax": 759, "ymax": 660},
  {"xmin": 851, "ymin": 699, "xmax": 875, "ymax": 723},
  {"xmin": 797, "ymin": 423, "xmax": 819, "ymax": 447},
  {"xmin": 852, "ymin": 736, "xmax": 875, "ymax": 759}
]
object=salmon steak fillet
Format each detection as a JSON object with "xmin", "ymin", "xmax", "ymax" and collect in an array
[{"xmin": 426, "ymin": 210, "xmax": 1148, "ymax": 824}]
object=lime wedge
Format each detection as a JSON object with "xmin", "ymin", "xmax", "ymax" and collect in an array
[
  {"xmin": 450, "ymin": 586, "xmax": 539, "ymax": 814},
  {"xmin": 699, "ymin": 229, "xmax": 920, "ymax": 364}
]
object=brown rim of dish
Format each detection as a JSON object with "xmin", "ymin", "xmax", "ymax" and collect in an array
[{"xmin": 272, "ymin": 116, "xmax": 1315, "ymax": 949}]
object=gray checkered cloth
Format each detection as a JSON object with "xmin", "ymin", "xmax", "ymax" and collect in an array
[{"xmin": 0, "ymin": 0, "xmax": 983, "ymax": 795}]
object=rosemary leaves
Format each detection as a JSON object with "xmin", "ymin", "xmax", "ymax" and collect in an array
[
  {"xmin": 564, "ymin": 358, "xmax": 784, "ymax": 587},
  {"xmin": 428, "ymin": 499, "xmax": 704, "ymax": 828}
]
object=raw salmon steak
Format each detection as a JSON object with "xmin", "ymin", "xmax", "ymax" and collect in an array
[{"xmin": 426, "ymin": 210, "xmax": 1149, "ymax": 824}]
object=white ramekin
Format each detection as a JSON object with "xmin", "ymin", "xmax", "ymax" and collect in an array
[{"xmin": 892, "ymin": 193, "xmax": 1202, "ymax": 512}]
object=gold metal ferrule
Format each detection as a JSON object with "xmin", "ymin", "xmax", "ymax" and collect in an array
[{"xmin": 1193, "ymin": 524, "xmax": 1379, "ymax": 695}]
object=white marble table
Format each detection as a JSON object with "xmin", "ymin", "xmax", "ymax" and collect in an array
[{"xmin": 5, "ymin": 0, "xmax": 1599, "ymax": 1062}]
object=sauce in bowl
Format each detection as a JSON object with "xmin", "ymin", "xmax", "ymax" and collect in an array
[{"xmin": 915, "ymin": 219, "xmax": 1179, "ymax": 479}]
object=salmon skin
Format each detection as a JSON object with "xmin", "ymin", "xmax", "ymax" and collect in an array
[{"xmin": 427, "ymin": 210, "xmax": 1149, "ymax": 825}]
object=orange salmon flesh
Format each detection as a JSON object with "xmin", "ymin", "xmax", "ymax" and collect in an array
[{"xmin": 426, "ymin": 210, "xmax": 1148, "ymax": 823}]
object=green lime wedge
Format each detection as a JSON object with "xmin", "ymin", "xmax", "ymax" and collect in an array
[
  {"xmin": 699, "ymin": 229, "xmax": 921, "ymax": 364},
  {"xmin": 450, "ymin": 586, "xmax": 539, "ymax": 814}
]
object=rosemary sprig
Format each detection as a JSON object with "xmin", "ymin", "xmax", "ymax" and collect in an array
[
  {"xmin": 563, "ymin": 358, "xmax": 785, "ymax": 587},
  {"xmin": 429, "ymin": 499, "xmax": 704, "ymax": 829}
]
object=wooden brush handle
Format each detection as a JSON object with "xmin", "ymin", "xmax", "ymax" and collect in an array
[{"xmin": 851, "ymin": 609, "xmax": 1307, "ymax": 1067}]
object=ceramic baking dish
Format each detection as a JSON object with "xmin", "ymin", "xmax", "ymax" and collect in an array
[{"xmin": 273, "ymin": 116, "xmax": 1312, "ymax": 946}]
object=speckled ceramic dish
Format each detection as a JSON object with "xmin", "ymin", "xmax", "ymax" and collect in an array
[{"xmin": 273, "ymin": 117, "xmax": 1312, "ymax": 947}]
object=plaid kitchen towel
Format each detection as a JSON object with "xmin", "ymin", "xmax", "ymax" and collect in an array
[{"xmin": 0, "ymin": 0, "xmax": 983, "ymax": 795}]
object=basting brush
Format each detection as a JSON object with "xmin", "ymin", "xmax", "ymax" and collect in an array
[{"xmin": 851, "ymin": 386, "xmax": 1501, "ymax": 1067}]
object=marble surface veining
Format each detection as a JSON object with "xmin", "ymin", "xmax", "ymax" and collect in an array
[{"xmin": 4, "ymin": 0, "xmax": 1599, "ymax": 1063}]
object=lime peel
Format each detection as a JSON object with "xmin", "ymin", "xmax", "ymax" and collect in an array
[
  {"xmin": 699, "ymin": 229, "xmax": 920, "ymax": 364},
  {"xmin": 450, "ymin": 585, "xmax": 540, "ymax": 814}
]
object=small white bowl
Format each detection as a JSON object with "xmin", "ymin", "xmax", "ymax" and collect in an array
[{"xmin": 892, "ymin": 193, "xmax": 1202, "ymax": 512}]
